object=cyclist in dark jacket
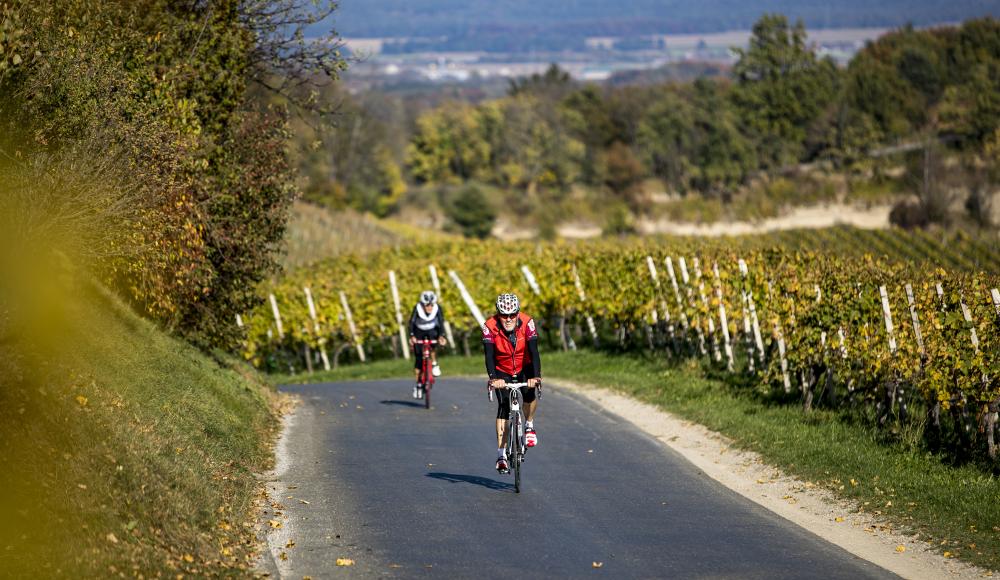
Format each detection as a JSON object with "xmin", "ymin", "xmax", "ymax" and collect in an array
[{"xmin": 409, "ymin": 290, "xmax": 447, "ymax": 399}]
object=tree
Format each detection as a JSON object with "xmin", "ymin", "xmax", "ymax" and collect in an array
[
  {"xmin": 447, "ymin": 185, "xmax": 496, "ymax": 239},
  {"xmin": 732, "ymin": 14, "xmax": 839, "ymax": 168}
]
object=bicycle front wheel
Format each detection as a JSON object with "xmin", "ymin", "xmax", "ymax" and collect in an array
[{"xmin": 512, "ymin": 413, "xmax": 522, "ymax": 493}]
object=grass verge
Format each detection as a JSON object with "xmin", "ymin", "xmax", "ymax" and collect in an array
[
  {"xmin": 0, "ymin": 272, "xmax": 280, "ymax": 577},
  {"xmin": 276, "ymin": 349, "xmax": 1000, "ymax": 571}
]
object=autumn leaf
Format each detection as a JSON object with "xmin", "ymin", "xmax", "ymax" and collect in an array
[
  {"xmin": 182, "ymin": 554, "xmax": 194, "ymax": 563},
  {"xmin": 106, "ymin": 533, "xmax": 119, "ymax": 544},
  {"xmin": 592, "ymin": 561, "xmax": 604, "ymax": 568},
  {"xmin": 76, "ymin": 395, "xmax": 89, "ymax": 407},
  {"xmin": 336, "ymin": 558, "xmax": 355, "ymax": 566},
  {"xmin": 895, "ymin": 545, "xmax": 905, "ymax": 553},
  {"xmin": 268, "ymin": 519, "xmax": 283, "ymax": 529}
]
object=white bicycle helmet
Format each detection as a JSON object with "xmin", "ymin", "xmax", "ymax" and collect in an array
[
  {"xmin": 495, "ymin": 293, "xmax": 520, "ymax": 316},
  {"xmin": 420, "ymin": 290, "xmax": 437, "ymax": 305}
]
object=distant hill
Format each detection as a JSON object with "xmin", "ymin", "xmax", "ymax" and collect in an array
[{"xmin": 315, "ymin": 0, "xmax": 998, "ymax": 46}]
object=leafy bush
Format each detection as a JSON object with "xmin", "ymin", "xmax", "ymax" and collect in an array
[{"xmin": 446, "ymin": 185, "xmax": 497, "ymax": 239}]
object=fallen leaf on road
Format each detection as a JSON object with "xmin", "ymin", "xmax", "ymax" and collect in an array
[
  {"xmin": 944, "ymin": 551, "xmax": 952, "ymax": 558},
  {"xmin": 835, "ymin": 517, "xmax": 845, "ymax": 523},
  {"xmin": 182, "ymin": 554, "xmax": 194, "ymax": 563},
  {"xmin": 279, "ymin": 552, "xmax": 288, "ymax": 561},
  {"xmin": 299, "ymin": 499, "xmax": 310, "ymax": 505},
  {"xmin": 389, "ymin": 564, "xmax": 402, "ymax": 568},
  {"xmin": 286, "ymin": 539, "xmax": 296, "ymax": 548},
  {"xmin": 896, "ymin": 545, "xmax": 905, "ymax": 553},
  {"xmin": 336, "ymin": 558, "xmax": 355, "ymax": 566},
  {"xmin": 106, "ymin": 533, "xmax": 118, "ymax": 544},
  {"xmin": 592, "ymin": 562, "xmax": 604, "ymax": 568},
  {"xmin": 76, "ymin": 395, "xmax": 88, "ymax": 407},
  {"xmin": 268, "ymin": 520, "xmax": 283, "ymax": 529}
]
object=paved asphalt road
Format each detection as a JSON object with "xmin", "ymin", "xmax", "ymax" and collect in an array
[{"xmin": 264, "ymin": 378, "xmax": 898, "ymax": 579}]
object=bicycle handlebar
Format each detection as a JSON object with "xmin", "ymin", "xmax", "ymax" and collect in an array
[{"xmin": 487, "ymin": 380, "xmax": 540, "ymax": 401}]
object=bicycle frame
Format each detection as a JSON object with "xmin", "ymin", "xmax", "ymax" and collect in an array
[
  {"xmin": 417, "ymin": 339, "xmax": 435, "ymax": 409},
  {"xmin": 491, "ymin": 381, "xmax": 529, "ymax": 492}
]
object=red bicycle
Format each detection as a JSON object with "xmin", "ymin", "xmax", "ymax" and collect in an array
[{"xmin": 415, "ymin": 338, "xmax": 435, "ymax": 409}]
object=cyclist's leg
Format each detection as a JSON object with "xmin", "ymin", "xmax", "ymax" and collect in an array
[{"xmin": 495, "ymin": 387, "xmax": 510, "ymax": 450}]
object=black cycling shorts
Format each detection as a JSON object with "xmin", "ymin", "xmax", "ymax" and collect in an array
[{"xmin": 494, "ymin": 370, "xmax": 537, "ymax": 420}]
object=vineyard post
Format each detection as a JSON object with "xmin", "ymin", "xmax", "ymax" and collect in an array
[
  {"xmin": 268, "ymin": 293, "xmax": 285, "ymax": 340},
  {"xmin": 646, "ymin": 256, "xmax": 677, "ymax": 352},
  {"xmin": 775, "ymin": 322, "xmax": 792, "ymax": 393},
  {"xmin": 879, "ymin": 286, "xmax": 897, "ymax": 354},
  {"xmin": 989, "ymin": 289, "xmax": 1000, "ymax": 457},
  {"xmin": 679, "ymin": 258, "xmax": 707, "ymax": 356},
  {"xmin": 739, "ymin": 259, "xmax": 766, "ymax": 366},
  {"xmin": 339, "ymin": 291, "xmax": 366, "ymax": 362},
  {"xmin": 429, "ymin": 265, "xmax": 457, "ymax": 352},
  {"xmin": 736, "ymin": 261, "xmax": 755, "ymax": 372},
  {"xmin": 879, "ymin": 285, "xmax": 904, "ymax": 423},
  {"xmin": 959, "ymin": 294, "xmax": 995, "ymax": 457},
  {"xmin": 521, "ymin": 265, "xmax": 541, "ymax": 296},
  {"xmin": 388, "ymin": 271, "xmax": 410, "ymax": 360},
  {"xmin": 713, "ymin": 263, "xmax": 735, "ymax": 371},
  {"xmin": 959, "ymin": 299, "xmax": 980, "ymax": 351},
  {"xmin": 301, "ymin": 326, "xmax": 314, "ymax": 374},
  {"xmin": 664, "ymin": 258, "xmax": 689, "ymax": 337},
  {"xmin": 904, "ymin": 284, "xmax": 925, "ymax": 357},
  {"xmin": 236, "ymin": 314, "xmax": 244, "ymax": 329},
  {"xmin": 572, "ymin": 264, "xmax": 599, "ymax": 347},
  {"xmin": 694, "ymin": 258, "xmax": 721, "ymax": 362},
  {"xmin": 447, "ymin": 269, "xmax": 486, "ymax": 327},
  {"xmin": 304, "ymin": 287, "xmax": 331, "ymax": 371}
]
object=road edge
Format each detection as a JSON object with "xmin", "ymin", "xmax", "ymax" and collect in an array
[{"xmin": 549, "ymin": 378, "xmax": 990, "ymax": 580}]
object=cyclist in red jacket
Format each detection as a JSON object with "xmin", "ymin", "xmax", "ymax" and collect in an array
[{"xmin": 483, "ymin": 293, "xmax": 541, "ymax": 474}]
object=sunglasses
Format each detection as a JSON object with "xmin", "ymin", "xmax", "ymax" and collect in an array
[{"xmin": 498, "ymin": 313, "xmax": 518, "ymax": 320}]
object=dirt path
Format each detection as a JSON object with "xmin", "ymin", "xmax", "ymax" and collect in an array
[{"xmin": 515, "ymin": 203, "xmax": 893, "ymax": 240}]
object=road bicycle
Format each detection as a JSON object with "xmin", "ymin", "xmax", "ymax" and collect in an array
[
  {"xmin": 490, "ymin": 381, "xmax": 531, "ymax": 493},
  {"xmin": 415, "ymin": 338, "xmax": 435, "ymax": 409}
]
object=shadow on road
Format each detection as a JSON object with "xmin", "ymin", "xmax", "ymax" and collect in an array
[
  {"xmin": 380, "ymin": 400, "xmax": 424, "ymax": 408},
  {"xmin": 426, "ymin": 472, "xmax": 513, "ymax": 492}
]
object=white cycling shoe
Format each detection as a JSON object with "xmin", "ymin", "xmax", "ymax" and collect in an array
[{"xmin": 432, "ymin": 362, "xmax": 441, "ymax": 377}]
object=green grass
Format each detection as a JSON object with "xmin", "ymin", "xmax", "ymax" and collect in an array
[
  {"xmin": 279, "ymin": 349, "xmax": 1000, "ymax": 570},
  {"xmin": 0, "ymin": 274, "xmax": 279, "ymax": 577}
]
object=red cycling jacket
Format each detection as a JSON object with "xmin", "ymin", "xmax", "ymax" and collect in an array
[{"xmin": 482, "ymin": 312, "xmax": 538, "ymax": 376}]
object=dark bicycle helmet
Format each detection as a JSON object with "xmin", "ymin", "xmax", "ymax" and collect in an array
[
  {"xmin": 495, "ymin": 293, "xmax": 520, "ymax": 315},
  {"xmin": 420, "ymin": 290, "xmax": 437, "ymax": 305}
]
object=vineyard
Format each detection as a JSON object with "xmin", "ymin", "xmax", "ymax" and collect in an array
[{"xmin": 249, "ymin": 226, "xmax": 1000, "ymax": 461}]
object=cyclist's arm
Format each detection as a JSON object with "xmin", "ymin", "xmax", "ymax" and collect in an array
[
  {"xmin": 484, "ymin": 342, "xmax": 498, "ymax": 379},
  {"xmin": 407, "ymin": 306, "xmax": 418, "ymax": 336},
  {"xmin": 526, "ymin": 337, "xmax": 541, "ymax": 379},
  {"xmin": 435, "ymin": 306, "xmax": 445, "ymax": 333}
]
